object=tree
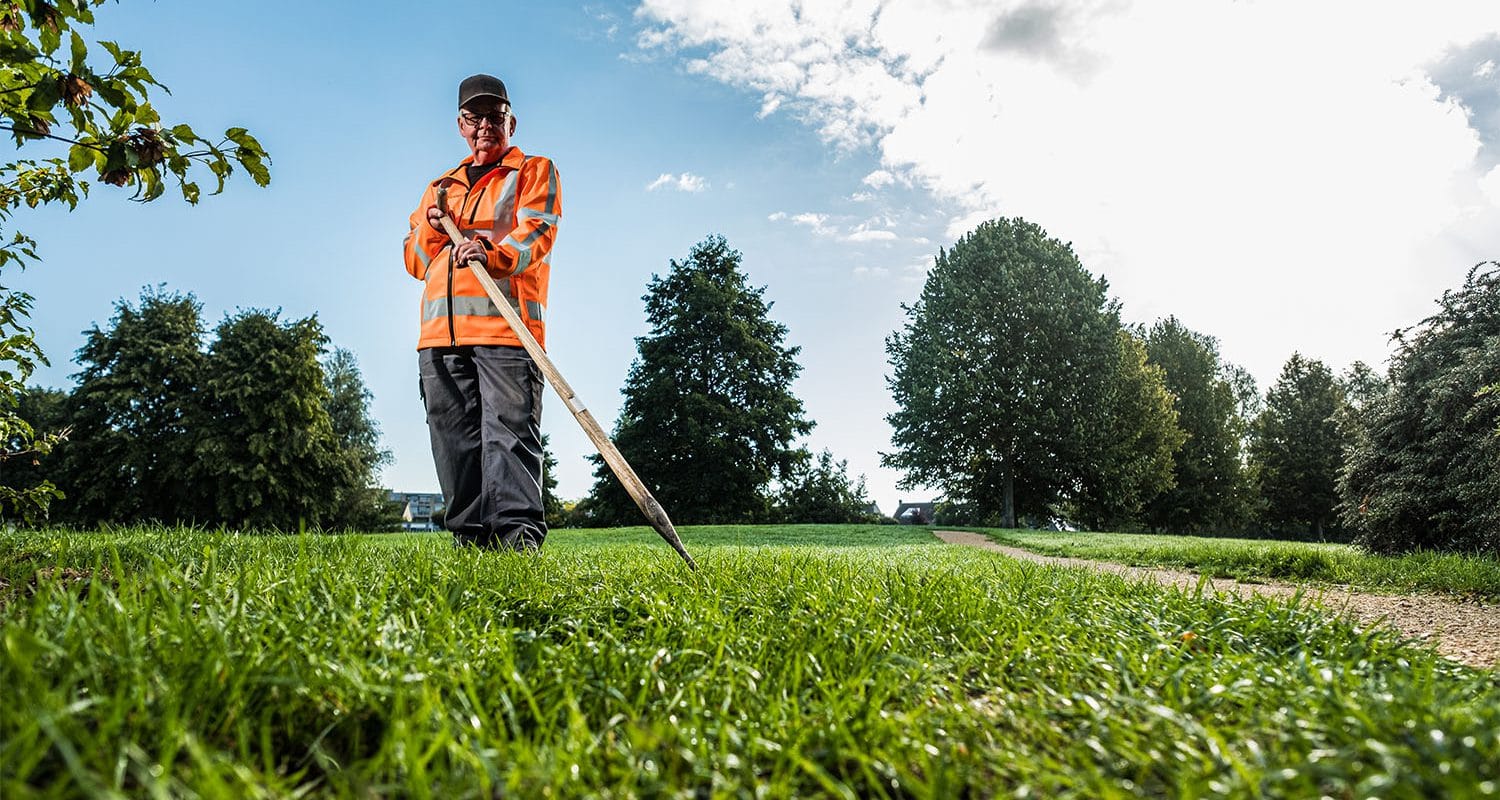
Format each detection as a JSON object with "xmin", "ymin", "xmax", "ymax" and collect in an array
[
  {"xmin": 51, "ymin": 287, "xmax": 207, "ymax": 524},
  {"xmin": 585, "ymin": 235, "xmax": 811, "ymax": 525},
  {"xmin": 884, "ymin": 217, "xmax": 1123, "ymax": 529},
  {"xmin": 541, "ymin": 433, "xmax": 564, "ymax": 529},
  {"xmin": 1339, "ymin": 262, "xmax": 1500, "ymax": 555},
  {"xmin": 1249, "ymin": 354, "xmax": 1346, "ymax": 538},
  {"xmin": 1071, "ymin": 329, "xmax": 1185, "ymax": 531},
  {"xmin": 193, "ymin": 309, "xmax": 343, "ymax": 530},
  {"xmin": 1141, "ymin": 317, "xmax": 1253, "ymax": 534},
  {"xmin": 1331, "ymin": 361, "xmax": 1388, "ymax": 495},
  {"xmin": 321, "ymin": 347, "xmax": 394, "ymax": 530},
  {"xmin": 774, "ymin": 448, "xmax": 878, "ymax": 524},
  {"xmin": 26, "ymin": 290, "xmax": 392, "ymax": 531},
  {"xmin": 1338, "ymin": 361, "xmax": 1389, "ymax": 416},
  {"xmin": 0, "ymin": 3, "xmax": 268, "ymax": 520},
  {"xmin": 0, "ymin": 384, "xmax": 66, "ymax": 521}
]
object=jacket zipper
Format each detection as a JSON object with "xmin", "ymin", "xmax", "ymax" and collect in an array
[
  {"xmin": 445, "ymin": 178, "xmax": 482, "ymax": 348},
  {"xmin": 445, "ymin": 165, "xmax": 512, "ymax": 346},
  {"xmin": 446, "ymin": 251, "xmax": 457, "ymax": 347}
]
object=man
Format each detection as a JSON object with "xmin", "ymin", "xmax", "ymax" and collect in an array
[{"xmin": 403, "ymin": 74, "xmax": 561, "ymax": 550}]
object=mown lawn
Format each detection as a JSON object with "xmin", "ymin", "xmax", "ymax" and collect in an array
[
  {"xmin": 974, "ymin": 528, "xmax": 1500, "ymax": 599},
  {"xmin": 2, "ymin": 525, "xmax": 1496, "ymax": 798}
]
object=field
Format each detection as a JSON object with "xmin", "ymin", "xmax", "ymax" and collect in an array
[{"xmin": 2, "ymin": 525, "xmax": 1497, "ymax": 798}]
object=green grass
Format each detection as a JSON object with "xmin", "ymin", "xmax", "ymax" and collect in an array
[
  {"xmin": 973, "ymin": 529, "xmax": 1500, "ymax": 599},
  {"xmin": 1, "ymin": 524, "xmax": 1496, "ymax": 798}
]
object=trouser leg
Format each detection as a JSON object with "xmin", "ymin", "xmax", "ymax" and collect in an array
[
  {"xmin": 419, "ymin": 348, "xmax": 487, "ymax": 544},
  {"xmin": 419, "ymin": 346, "xmax": 546, "ymax": 550},
  {"xmin": 472, "ymin": 346, "xmax": 547, "ymax": 550}
]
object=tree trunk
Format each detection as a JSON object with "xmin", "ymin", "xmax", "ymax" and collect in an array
[{"xmin": 1003, "ymin": 470, "xmax": 1016, "ymax": 529}]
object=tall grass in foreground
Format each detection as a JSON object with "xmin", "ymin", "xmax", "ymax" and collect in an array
[
  {"xmin": 1, "ymin": 525, "xmax": 1496, "ymax": 798},
  {"xmin": 978, "ymin": 529, "xmax": 1500, "ymax": 598}
]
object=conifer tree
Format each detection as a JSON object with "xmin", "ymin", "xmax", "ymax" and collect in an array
[
  {"xmin": 1250, "ymin": 354, "xmax": 1346, "ymax": 538},
  {"xmin": 586, "ymin": 235, "xmax": 811, "ymax": 525}
]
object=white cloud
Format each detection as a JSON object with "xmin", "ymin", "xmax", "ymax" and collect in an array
[
  {"xmin": 758, "ymin": 93, "xmax": 784, "ymax": 118},
  {"xmin": 770, "ymin": 210, "xmax": 901, "ymax": 242},
  {"xmin": 846, "ymin": 227, "xmax": 898, "ymax": 243},
  {"xmin": 1482, "ymin": 165, "xmax": 1500, "ymax": 208},
  {"xmin": 646, "ymin": 172, "xmax": 710, "ymax": 192},
  {"xmin": 790, "ymin": 212, "xmax": 836, "ymax": 236},
  {"xmin": 635, "ymin": 0, "xmax": 1500, "ymax": 387},
  {"xmin": 635, "ymin": 27, "xmax": 674, "ymax": 50}
]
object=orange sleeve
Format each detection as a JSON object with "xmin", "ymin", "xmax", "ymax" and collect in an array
[{"xmin": 403, "ymin": 183, "xmax": 451, "ymax": 281}]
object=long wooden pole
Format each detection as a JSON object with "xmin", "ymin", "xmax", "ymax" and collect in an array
[{"xmin": 430, "ymin": 187, "xmax": 696, "ymax": 570}]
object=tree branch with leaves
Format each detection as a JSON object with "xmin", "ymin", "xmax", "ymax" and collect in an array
[{"xmin": 0, "ymin": 0, "xmax": 269, "ymax": 522}]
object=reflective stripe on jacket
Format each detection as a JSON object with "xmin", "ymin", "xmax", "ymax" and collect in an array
[{"xmin": 404, "ymin": 145, "xmax": 560, "ymax": 350}]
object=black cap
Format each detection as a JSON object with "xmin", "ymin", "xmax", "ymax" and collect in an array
[{"xmin": 458, "ymin": 74, "xmax": 509, "ymax": 108}]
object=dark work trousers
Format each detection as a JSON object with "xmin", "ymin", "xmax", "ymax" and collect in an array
[{"xmin": 419, "ymin": 345, "xmax": 547, "ymax": 550}]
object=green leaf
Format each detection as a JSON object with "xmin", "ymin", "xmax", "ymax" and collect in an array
[
  {"xmin": 67, "ymin": 144, "xmax": 92, "ymax": 172},
  {"xmin": 93, "ymin": 80, "xmax": 126, "ymax": 110},
  {"xmin": 26, "ymin": 77, "xmax": 61, "ymax": 114},
  {"xmin": 227, "ymin": 129, "xmax": 265, "ymax": 157},
  {"xmin": 38, "ymin": 20, "xmax": 61, "ymax": 56},
  {"xmin": 69, "ymin": 31, "xmax": 87, "ymax": 73},
  {"xmin": 238, "ymin": 152, "xmax": 270, "ymax": 187}
]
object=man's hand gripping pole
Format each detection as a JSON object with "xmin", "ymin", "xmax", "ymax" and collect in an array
[{"xmin": 431, "ymin": 185, "xmax": 697, "ymax": 570}]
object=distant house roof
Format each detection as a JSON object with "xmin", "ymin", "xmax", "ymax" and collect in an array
[{"xmin": 893, "ymin": 501, "xmax": 935, "ymax": 524}]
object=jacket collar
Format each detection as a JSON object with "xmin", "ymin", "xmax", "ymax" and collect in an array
[{"xmin": 439, "ymin": 145, "xmax": 527, "ymax": 188}]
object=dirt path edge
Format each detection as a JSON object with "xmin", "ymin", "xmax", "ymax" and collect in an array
[{"xmin": 932, "ymin": 530, "xmax": 1499, "ymax": 670}]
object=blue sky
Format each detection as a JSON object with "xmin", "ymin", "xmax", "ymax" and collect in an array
[{"xmin": 13, "ymin": 1, "xmax": 1500, "ymax": 512}]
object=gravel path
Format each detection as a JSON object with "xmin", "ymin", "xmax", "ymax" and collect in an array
[{"xmin": 932, "ymin": 530, "xmax": 1500, "ymax": 669}]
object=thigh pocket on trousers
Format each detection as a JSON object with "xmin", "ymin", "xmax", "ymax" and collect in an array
[{"xmin": 488, "ymin": 361, "xmax": 541, "ymax": 433}]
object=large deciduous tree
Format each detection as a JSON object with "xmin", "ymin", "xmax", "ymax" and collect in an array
[
  {"xmin": 884, "ymin": 217, "xmax": 1123, "ymax": 529},
  {"xmin": 193, "ymin": 310, "xmax": 344, "ymax": 530},
  {"xmin": 1249, "ymin": 353, "xmax": 1346, "ymax": 538},
  {"xmin": 1072, "ymin": 329, "xmax": 1185, "ymax": 531},
  {"xmin": 585, "ymin": 235, "xmax": 811, "ymax": 525},
  {"xmin": 54, "ymin": 287, "xmax": 207, "ymax": 524},
  {"xmin": 1339, "ymin": 262, "xmax": 1500, "ymax": 555},
  {"xmin": 16, "ymin": 288, "xmax": 390, "ymax": 529},
  {"xmin": 1141, "ymin": 317, "xmax": 1253, "ymax": 534},
  {"xmin": 0, "ymin": 2, "xmax": 268, "ymax": 521}
]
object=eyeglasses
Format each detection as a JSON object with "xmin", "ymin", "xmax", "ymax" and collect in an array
[{"xmin": 460, "ymin": 109, "xmax": 509, "ymax": 128}]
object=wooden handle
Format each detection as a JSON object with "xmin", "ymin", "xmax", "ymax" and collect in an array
[{"xmin": 430, "ymin": 188, "xmax": 697, "ymax": 569}]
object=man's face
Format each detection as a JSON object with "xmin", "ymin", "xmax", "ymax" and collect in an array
[{"xmin": 458, "ymin": 100, "xmax": 512, "ymax": 159}]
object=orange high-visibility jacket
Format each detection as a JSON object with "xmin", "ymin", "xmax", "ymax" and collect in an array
[{"xmin": 404, "ymin": 145, "xmax": 560, "ymax": 350}]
